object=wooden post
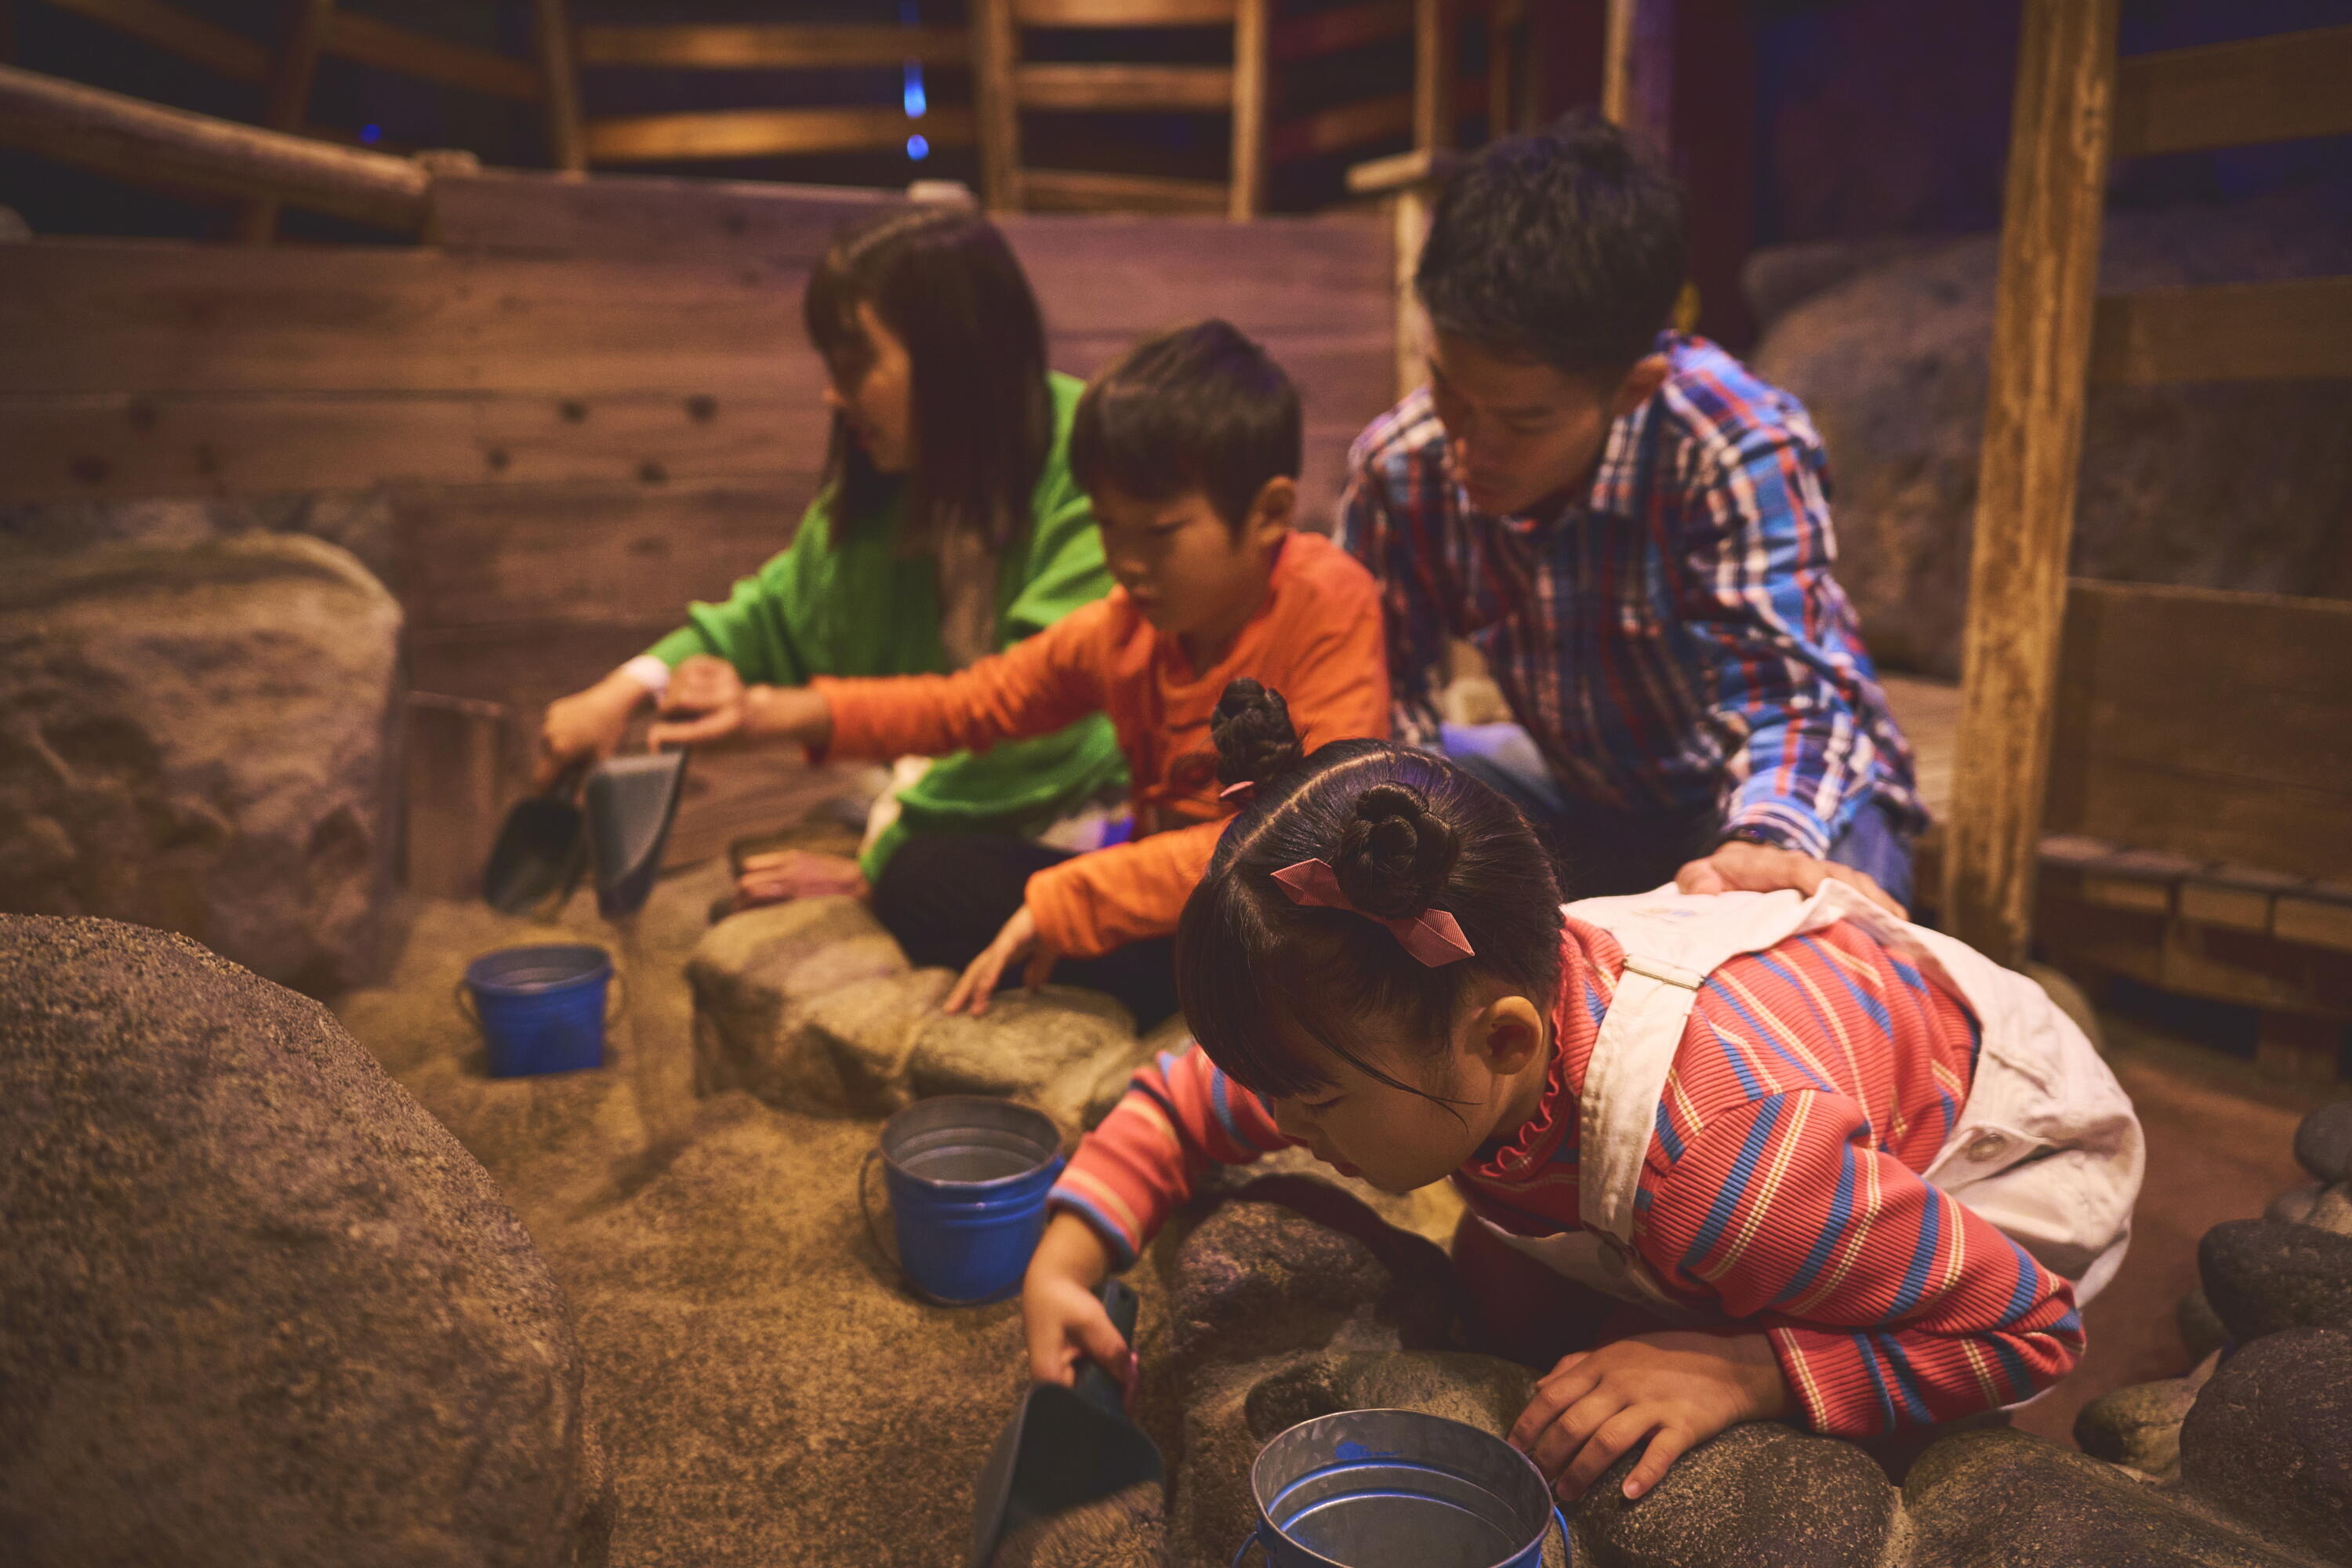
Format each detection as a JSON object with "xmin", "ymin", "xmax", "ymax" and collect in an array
[
  {"xmin": 971, "ymin": 0, "xmax": 1020, "ymax": 211},
  {"xmin": 237, "ymin": 0, "xmax": 334, "ymax": 244},
  {"xmin": 402, "ymin": 691, "xmax": 517, "ymax": 901},
  {"xmin": 1942, "ymin": 0, "xmax": 2120, "ymax": 967},
  {"xmin": 1394, "ymin": 186, "xmax": 1432, "ymax": 397},
  {"xmin": 1229, "ymin": 0, "xmax": 1269, "ymax": 219},
  {"xmin": 1413, "ymin": 0, "xmax": 1457, "ymax": 153},
  {"xmin": 1488, "ymin": 0, "xmax": 1525, "ymax": 138},
  {"xmin": 1602, "ymin": 0, "xmax": 1673, "ymax": 157},
  {"xmin": 532, "ymin": 0, "xmax": 587, "ymax": 174}
]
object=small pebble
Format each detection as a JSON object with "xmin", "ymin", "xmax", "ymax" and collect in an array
[{"xmin": 2294, "ymin": 1100, "xmax": 2352, "ymax": 1184}]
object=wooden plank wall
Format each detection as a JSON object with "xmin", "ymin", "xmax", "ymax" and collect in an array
[{"xmin": 0, "ymin": 169, "xmax": 1398, "ymax": 866}]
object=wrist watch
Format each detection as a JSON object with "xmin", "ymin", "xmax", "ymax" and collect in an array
[{"xmin": 1719, "ymin": 826, "xmax": 1784, "ymax": 851}]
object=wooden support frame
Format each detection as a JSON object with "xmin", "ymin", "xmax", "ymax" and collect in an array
[
  {"xmin": 237, "ymin": 0, "xmax": 335, "ymax": 244},
  {"xmin": 532, "ymin": 0, "xmax": 585, "ymax": 174},
  {"xmin": 1229, "ymin": 0, "xmax": 1267, "ymax": 219},
  {"xmin": 1941, "ymin": 0, "xmax": 2119, "ymax": 967},
  {"xmin": 2111, "ymin": 24, "xmax": 2352, "ymax": 157},
  {"xmin": 575, "ymin": 24, "xmax": 969, "ymax": 71}
]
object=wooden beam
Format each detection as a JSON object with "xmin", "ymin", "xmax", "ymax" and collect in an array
[
  {"xmin": 34, "ymin": 0, "xmax": 267, "ymax": 82},
  {"xmin": 532, "ymin": 0, "xmax": 586, "ymax": 173},
  {"xmin": 0, "ymin": 61, "xmax": 430, "ymax": 230},
  {"xmin": 1012, "ymin": 0, "xmax": 1234, "ymax": 24},
  {"xmin": 575, "ymin": 24, "xmax": 968, "ymax": 70},
  {"xmin": 1230, "ymin": 0, "xmax": 1267, "ymax": 219},
  {"xmin": 1014, "ymin": 62, "xmax": 1233, "ymax": 112},
  {"xmin": 2088, "ymin": 278, "xmax": 2352, "ymax": 384},
  {"xmin": 1268, "ymin": 90, "xmax": 1414, "ymax": 162},
  {"xmin": 1414, "ymin": 0, "xmax": 1456, "ymax": 152},
  {"xmin": 1271, "ymin": 0, "xmax": 1410, "ymax": 63},
  {"xmin": 322, "ymin": 9, "xmax": 541, "ymax": 102},
  {"xmin": 973, "ymin": 0, "xmax": 1022, "ymax": 211},
  {"xmin": 1014, "ymin": 167, "xmax": 1228, "ymax": 213},
  {"xmin": 1601, "ymin": 0, "xmax": 1672, "ymax": 157},
  {"xmin": 1942, "ymin": 0, "xmax": 2120, "ymax": 967},
  {"xmin": 584, "ymin": 104, "xmax": 970, "ymax": 164},
  {"xmin": 2112, "ymin": 24, "xmax": 2352, "ymax": 158},
  {"xmin": 238, "ymin": 0, "xmax": 336, "ymax": 245},
  {"xmin": 1344, "ymin": 143, "xmax": 1460, "ymax": 195},
  {"xmin": 427, "ymin": 167, "xmax": 897, "ymax": 260}
]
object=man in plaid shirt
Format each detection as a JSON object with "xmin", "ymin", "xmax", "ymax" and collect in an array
[{"xmin": 1340, "ymin": 111, "xmax": 1925, "ymax": 909}]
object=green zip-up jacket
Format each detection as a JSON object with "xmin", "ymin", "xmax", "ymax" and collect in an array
[{"xmin": 644, "ymin": 371, "xmax": 1126, "ymax": 880}]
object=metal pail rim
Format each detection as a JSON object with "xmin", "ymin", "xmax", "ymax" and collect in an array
[
  {"xmin": 877, "ymin": 1095, "xmax": 1063, "ymax": 1192},
  {"xmin": 1247, "ymin": 1408, "xmax": 1560, "ymax": 1568}
]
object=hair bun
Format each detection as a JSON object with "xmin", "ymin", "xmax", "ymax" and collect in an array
[
  {"xmin": 1211, "ymin": 678, "xmax": 1304, "ymax": 789},
  {"xmin": 1334, "ymin": 782, "xmax": 1460, "ymax": 920}
]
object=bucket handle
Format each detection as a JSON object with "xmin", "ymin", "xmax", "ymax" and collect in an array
[
  {"xmin": 1231, "ymin": 1500, "xmax": 1572, "ymax": 1566},
  {"xmin": 452, "ymin": 971, "xmax": 627, "ymax": 1032},
  {"xmin": 858, "ymin": 1145, "xmax": 899, "ymax": 1275}
]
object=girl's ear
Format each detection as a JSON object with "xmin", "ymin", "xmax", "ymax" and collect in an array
[{"xmin": 1468, "ymin": 994, "xmax": 1546, "ymax": 1077}]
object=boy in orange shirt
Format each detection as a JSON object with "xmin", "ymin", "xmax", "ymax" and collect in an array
[{"xmin": 649, "ymin": 320, "xmax": 1388, "ymax": 1027}]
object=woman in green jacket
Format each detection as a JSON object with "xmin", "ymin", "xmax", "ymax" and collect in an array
[{"xmin": 536, "ymin": 204, "xmax": 1125, "ymax": 904}]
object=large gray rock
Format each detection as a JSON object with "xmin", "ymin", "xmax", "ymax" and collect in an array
[
  {"xmin": 1, "ymin": 488, "xmax": 400, "ymax": 587},
  {"xmin": 1904, "ymin": 1428, "xmax": 2308, "ymax": 1567},
  {"xmin": 2293, "ymin": 1099, "xmax": 2352, "ymax": 1184},
  {"xmin": 686, "ymin": 896, "xmax": 909, "ymax": 1109},
  {"xmin": 0, "ymin": 915, "xmax": 609, "ymax": 1567},
  {"xmin": 2199, "ymin": 1218, "xmax": 2352, "ymax": 1341},
  {"xmin": 1750, "ymin": 193, "xmax": 2352, "ymax": 678},
  {"xmin": 2180, "ymin": 1327, "xmax": 2352, "ymax": 1566},
  {"xmin": 797, "ymin": 966, "xmax": 957, "ymax": 1116},
  {"xmin": 906, "ymin": 985, "xmax": 1138, "ymax": 1135},
  {"xmin": 0, "ymin": 535, "xmax": 401, "ymax": 990},
  {"xmin": 2073, "ymin": 1351, "xmax": 2219, "ymax": 1483},
  {"xmin": 1572, "ymin": 1421, "xmax": 1897, "ymax": 1568}
]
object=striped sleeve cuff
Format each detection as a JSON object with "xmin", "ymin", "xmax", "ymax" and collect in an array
[
  {"xmin": 1047, "ymin": 1173, "xmax": 1142, "ymax": 1269},
  {"xmin": 1723, "ymin": 797, "xmax": 1834, "ymax": 861}
]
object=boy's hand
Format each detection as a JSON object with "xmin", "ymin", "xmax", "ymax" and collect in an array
[
  {"xmin": 1023, "ymin": 1212, "xmax": 1131, "ymax": 1391},
  {"xmin": 734, "ymin": 849, "xmax": 869, "ymax": 910},
  {"xmin": 1508, "ymin": 1330, "xmax": 1791, "ymax": 1502},
  {"xmin": 1675, "ymin": 839, "xmax": 1904, "ymax": 918},
  {"xmin": 943, "ymin": 905, "xmax": 1059, "ymax": 1017},
  {"xmin": 535, "ymin": 672, "xmax": 648, "ymax": 790},
  {"xmin": 647, "ymin": 664, "xmax": 831, "ymax": 751}
]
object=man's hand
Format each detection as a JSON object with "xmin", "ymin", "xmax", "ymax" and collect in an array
[
  {"xmin": 1508, "ymin": 1330, "xmax": 1791, "ymax": 1502},
  {"xmin": 943, "ymin": 904, "xmax": 1058, "ymax": 1017},
  {"xmin": 734, "ymin": 849, "xmax": 869, "ymax": 911},
  {"xmin": 535, "ymin": 671, "xmax": 651, "ymax": 791},
  {"xmin": 1675, "ymin": 837, "xmax": 1904, "ymax": 917},
  {"xmin": 1022, "ymin": 1212, "xmax": 1131, "ymax": 1392}
]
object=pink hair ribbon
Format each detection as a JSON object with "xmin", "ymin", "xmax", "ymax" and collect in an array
[
  {"xmin": 1218, "ymin": 780, "xmax": 1257, "ymax": 804},
  {"xmin": 1271, "ymin": 858, "xmax": 1475, "ymax": 967}
]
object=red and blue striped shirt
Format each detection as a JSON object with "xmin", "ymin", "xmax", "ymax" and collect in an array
[
  {"xmin": 1051, "ymin": 912, "xmax": 2084, "ymax": 1437},
  {"xmin": 1337, "ymin": 334, "xmax": 1924, "ymax": 858}
]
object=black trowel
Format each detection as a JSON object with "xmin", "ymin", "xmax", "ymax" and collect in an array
[
  {"xmin": 584, "ymin": 748, "xmax": 690, "ymax": 918},
  {"xmin": 481, "ymin": 759, "xmax": 590, "ymax": 915},
  {"xmin": 971, "ymin": 1279, "xmax": 1163, "ymax": 1568}
]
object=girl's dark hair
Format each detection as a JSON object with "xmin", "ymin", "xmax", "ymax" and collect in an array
[
  {"xmin": 1069, "ymin": 319, "xmax": 1301, "ymax": 535},
  {"xmin": 804, "ymin": 204, "xmax": 1053, "ymax": 554},
  {"xmin": 1415, "ymin": 108, "xmax": 1686, "ymax": 378},
  {"xmin": 1178, "ymin": 681, "xmax": 1566, "ymax": 1108}
]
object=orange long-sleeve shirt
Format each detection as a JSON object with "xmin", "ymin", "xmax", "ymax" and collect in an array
[{"xmin": 812, "ymin": 532, "xmax": 1389, "ymax": 956}]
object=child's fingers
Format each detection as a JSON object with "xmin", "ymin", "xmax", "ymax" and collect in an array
[
  {"xmin": 946, "ymin": 947, "xmax": 1007, "ymax": 1017},
  {"xmin": 1618, "ymin": 1423, "xmax": 1695, "ymax": 1500},
  {"xmin": 1022, "ymin": 947, "xmax": 1058, "ymax": 993},
  {"xmin": 1072, "ymin": 1299, "xmax": 1134, "ymax": 1389},
  {"xmin": 1821, "ymin": 862, "xmax": 1905, "ymax": 917},
  {"xmin": 1526, "ymin": 1387, "xmax": 1625, "ymax": 1480},
  {"xmin": 1555, "ymin": 1406, "xmax": 1664, "ymax": 1500},
  {"xmin": 1508, "ymin": 1358, "xmax": 1604, "ymax": 1452}
]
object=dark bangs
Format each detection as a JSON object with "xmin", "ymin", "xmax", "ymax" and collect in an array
[
  {"xmin": 804, "ymin": 203, "xmax": 1052, "ymax": 554},
  {"xmin": 1175, "ymin": 742, "xmax": 1566, "ymax": 1108}
]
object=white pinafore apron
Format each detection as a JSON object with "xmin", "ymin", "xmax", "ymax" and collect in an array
[{"xmin": 1479, "ymin": 881, "xmax": 2145, "ymax": 1316}]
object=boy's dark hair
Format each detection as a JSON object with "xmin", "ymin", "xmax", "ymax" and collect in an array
[
  {"xmin": 804, "ymin": 203, "xmax": 1051, "ymax": 554},
  {"xmin": 1415, "ymin": 108, "xmax": 1686, "ymax": 379},
  {"xmin": 1069, "ymin": 320, "xmax": 1301, "ymax": 533},
  {"xmin": 1177, "ymin": 679, "xmax": 1566, "ymax": 1112}
]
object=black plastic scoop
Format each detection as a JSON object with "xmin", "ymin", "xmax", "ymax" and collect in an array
[
  {"xmin": 585, "ymin": 748, "xmax": 690, "ymax": 918},
  {"xmin": 481, "ymin": 759, "xmax": 589, "ymax": 916},
  {"xmin": 970, "ymin": 1279, "xmax": 1163, "ymax": 1568}
]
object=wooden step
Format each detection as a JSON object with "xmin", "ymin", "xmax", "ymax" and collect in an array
[
  {"xmin": 1014, "ymin": 63, "xmax": 1235, "ymax": 113},
  {"xmin": 575, "ymin": 24, "xmax": 969, "ymax": 70},
  {"xmin": 585, "ymin": 104, "xmax": 972, "ymax": 164}
]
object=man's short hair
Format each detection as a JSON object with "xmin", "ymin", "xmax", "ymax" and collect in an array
[
  {"xmin": 1415, "ymin": 109, "xmax": 1687, "ymax": 379},
  {"xmin": 1070, "ymin": 319, "xmax": 1301, "ymax": 533}
]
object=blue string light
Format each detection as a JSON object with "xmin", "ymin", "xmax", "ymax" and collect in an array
[
  {"xmin": 358, "ymin": 124, "xmax": 383, "ymax": 144},
  {"xmin": 907, "ymin": 134, "xmax": 931, "ymax": 160},
  {"xmin": 902, "ymin": 0, "xmax": 927, "ymax": 161}
]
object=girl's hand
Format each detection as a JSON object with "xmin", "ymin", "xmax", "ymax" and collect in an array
[
  {"xmin": 1022, "ymin": 1212, "xmax": 1131, "ymax": 1390},
  {"xmin": 535, "ymin": 672, "xmax": 648, "ymax": 789},
  {"xmin": 734, "ymin": 849, "xmax": 869, "ymax": 910},
  {"xmin": 1508, "ymin": 1330, "xmax": 1791, "ymax": 1502},
  {"xmin": 943, "ymin": 904, "xmax": 1059, "ymax": 1016},
  {"xmin": 648, "ymin": 672, "xmax": 831, "ymax": 751}
]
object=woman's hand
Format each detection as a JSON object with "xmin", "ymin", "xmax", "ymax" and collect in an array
[
  {"xmin": 1508, "ymin": 1330, "xmax": 1791, "ymax": 1502},
  {"xmin": 535, "ymin": 671, "xmax": 651, "ymax": 790},
  {"xmin": 943, "ymin": 904, "xmax": 1059, "ymax": 1016},
  {"xmin": 1022, "ymin": 1212, "xmax": 1131, "ymax": 1391},
  {"xmin": 646, "ymin": 660, "xmax": 832, "ymax": 751},
  {"xmin": 734, "ymin": 849, "xmax": 869, "ymax": 910},
  {"xmin": 1675, "ymin": 839, "xmax": 1904, "ymax": 918}
]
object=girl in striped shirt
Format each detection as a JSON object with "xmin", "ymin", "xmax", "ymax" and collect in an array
[{"xmin": 1023, "ymin": 680, "xmax": 2141, "ymax": 1503}]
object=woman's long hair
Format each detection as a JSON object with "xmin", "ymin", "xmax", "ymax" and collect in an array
[{"xmin": 803, "ymin": 204, "xmax": 1054, "ymax": 555}]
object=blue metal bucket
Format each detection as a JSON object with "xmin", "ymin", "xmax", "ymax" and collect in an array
[
  {"xmin": 860, "ymin": 1097, "xmax": 1065, "ymax": 1306},
  {"xmin": 1233, "ymin": 1410, "xmax": 1570, "ymax": 1568},
  {"xmin": 456, "ymin": 945, "xmax": 616, "ymax": 1077}
]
